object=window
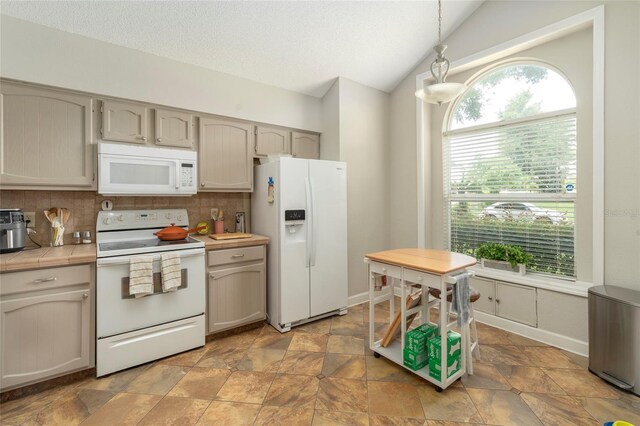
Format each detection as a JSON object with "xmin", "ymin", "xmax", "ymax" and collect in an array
[{"xmin": 444, "ymin": 62, "xmax": 577, "ymax": 278}]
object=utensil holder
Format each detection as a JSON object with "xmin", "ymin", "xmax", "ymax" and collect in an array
[
  {"xmin": 50, "ymin": 225, "xmax": 64, "ymax": 247},
  {"xmin": 214, "ymin": 220, "xmax": 224, "ymax": 234}
]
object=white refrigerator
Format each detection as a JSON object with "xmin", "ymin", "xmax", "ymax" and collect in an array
[{"xmin": 252, "ymin": 157, "xmax": 348, "ymax": 332}]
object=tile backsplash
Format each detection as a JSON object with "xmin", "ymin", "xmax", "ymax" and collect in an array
[{"xmin": 0, "ymin": 191, "xmax": 251, "ymax": 247}]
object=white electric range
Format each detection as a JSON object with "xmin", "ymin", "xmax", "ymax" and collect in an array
[{"xmin": 95, "ymin": 209, "xmax": 205, "ymax": 377}]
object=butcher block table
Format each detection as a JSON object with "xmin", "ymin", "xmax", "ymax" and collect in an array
[{"xmin": 364, "ymin": 248, "xmax": 477, "ymax": 391}]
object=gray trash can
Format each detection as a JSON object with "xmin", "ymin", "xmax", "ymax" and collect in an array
[{"xmin": 588, "ymin": 285, "xmax": 640, "ymax": 396}]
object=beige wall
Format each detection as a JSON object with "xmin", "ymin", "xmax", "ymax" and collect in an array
[
  {"xmin": 389, "ymin": 1, "xmax": 640, "ymax": 290},
  {"xmin": 0, "ymin": 190, "xmax": 248, "ymax": 247},
  {"xmin": 0, "ymin": 15, "xmax": 323, "ymax": 132},
  {"xmin": 320, "ymin": 80, "xmax": 340, "ymax": 161}
]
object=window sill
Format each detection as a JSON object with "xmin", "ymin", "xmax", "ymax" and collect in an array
[{"xmin": 467, "ymin": 265, "xmax": 592, "ymax": 298}]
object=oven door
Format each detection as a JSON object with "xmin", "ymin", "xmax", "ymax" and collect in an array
[{"xmin": 96, "ymin": 248, "xmax": 205, "ymax": 338}]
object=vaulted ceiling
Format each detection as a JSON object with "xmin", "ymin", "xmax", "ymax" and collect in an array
[{"xmin": 0, "ymin": 1, "xmax": 483, "ymax": 97}]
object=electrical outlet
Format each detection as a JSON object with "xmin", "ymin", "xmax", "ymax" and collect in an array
[
  {"xmin": 211, "ymin": 208, "xmax": 219, "ymax": 220},
  {"xmin": 24, "ymin": 211, "xmax": 36, "ymax": 228}
]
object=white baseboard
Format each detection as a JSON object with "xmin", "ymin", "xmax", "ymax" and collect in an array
[
  {"xmin": 348, "ymin": 291, "xmax": 369, "ymax": 307},
  {"xmin": 474, "ymin": 311, "xmax": 588, "ymax": 357}
]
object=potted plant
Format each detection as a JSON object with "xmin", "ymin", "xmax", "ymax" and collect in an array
[{"xmin": 474, "ymin": 243, "xmax": 532, "ymax": 275}]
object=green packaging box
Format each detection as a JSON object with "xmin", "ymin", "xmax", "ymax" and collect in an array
[
  {"xmin": 415, "ymin": 323, "xmax": 439, "ymax": 339},
  {"xmin": 427, "ymin": 331, "xmax": 462, "ymax": 361},
  {"xmin": 428, "ymin": 355, "xmax": 461, "ymax": 380},
  {"xmin": 406, "ymin": 323, "xmax": 439, "ymax": 352},
  {"xmin": 403, "ymin": 347, "xmax": 428, "ymax": 371}
]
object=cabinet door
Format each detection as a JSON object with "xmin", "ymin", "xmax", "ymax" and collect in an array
[
  {"xmin": 495, "ymin": 281, "xmax": 537, "ymax": 326},
  {"xmin": 0, "ymin": 289, "xmax": 91, "ymax": 389},
  {"xmin": 0, "ymin": 83, "xmax": 94, "ymax": 188},
  {"xmin": 155, "ymin": 108, "xmax": 193, "ymax": 149},
  {"xmin": 291, "ymin": 132, "xmax": 320, "ymax": 159},
  {"xmin": 101, "ymin": 100, "xmax": 148, "ymax": 144},
  {"xmin": 199, "ymin": 117, "xmax": 253, "ymax": 191},
  {"xmin": 207, "ymin": 263, "xmax": 265, "ymax": 333},
  {"xmin": 255, "ymin": 126, "xmax": 290, "ymax": 157},
  {"xmin": 470, "ymin": 277, "xmax": 495, "ymax": 315}
]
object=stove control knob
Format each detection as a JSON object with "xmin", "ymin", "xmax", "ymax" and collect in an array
[
  {"xmin": 117, "ymin": 214, "xmax": 125, "ymax": 221},
  {"xmin": 103, "ymin": 217, "xmax": 112, "ymax": 225},
  {"xmin": 165, "ymin": 213, "xmax": 172, "ymax": 219},
  {"xmin": 177, "ymin": 215, "xmax": 184, "ymax": 222}
]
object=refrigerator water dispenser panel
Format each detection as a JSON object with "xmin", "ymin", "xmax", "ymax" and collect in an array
[{"xmin": 285, "ymin": 210, "xmax": 305, "ymax": 233}]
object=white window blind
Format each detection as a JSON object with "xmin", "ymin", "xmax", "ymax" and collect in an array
[{"xmin": 444, "ymin": 111, "xmax": 577, "ymax": 278}]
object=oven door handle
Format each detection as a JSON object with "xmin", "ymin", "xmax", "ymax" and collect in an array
[{"xmin": 96, "ymin": 248, "xmax": 204, "ymax": 266}]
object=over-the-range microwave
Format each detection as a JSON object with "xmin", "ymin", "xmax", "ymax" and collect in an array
[{"xmin": 98, "ymin": 143, "xmax": 197, "ymax": 196}]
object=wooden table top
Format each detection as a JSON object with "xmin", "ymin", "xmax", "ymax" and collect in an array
[{"xmin": 365, "ymin": 248, "xmax": 477, "ymax": 275}]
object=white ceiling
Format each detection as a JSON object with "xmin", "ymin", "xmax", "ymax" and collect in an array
[{"xmin": 0, "ymin": 1, "xmax": 483, "ymax": 98}]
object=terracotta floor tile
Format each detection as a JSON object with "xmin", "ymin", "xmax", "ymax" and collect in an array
[
  {"xmin": 474, "ymin": 325, "xmax": 511, "ymax": 345},
  {"xmin": 278, "ymin": 351, "xmax": 325, "ymax": 376},
  {"xmin": 251, "ymin": 333, "xmax": 293, "ymax": 351},
  {"xmin": 124, "ymin": 364, "xmax": 189, "ymax": 396},
  {"xmin": 330, "ymin": 318, "xmax": 366, "ymax": 337},
  {"xmin": 27, "ymin": 388, "xmax": 115, "ymax": 425},
  {"xmin": 196, "ymin": 401, "xmax": 261, "ymax": 425},
  {"xmin": 289, "ymin": 333, "xmax": 329, "ymax": 352},
  {"xmin": 476, "ymin": 344, "xmax": 533, "ymax": 366},
  {"xmin": 196, "ymin": 346, "xmax": 246, "ymax": 369},
  {"xmin": 137, "ymin": 396, "xmax": 210, "ymax": 425},
  {"xmin": 167, "ymin": 367, "xmax": 230, "ymax": 400},
  {"xmin": 312, "ymin": 409, "xmax": 369, "ymax": 425},
  {"xmin": 370, "ymin": 416, "xmax": 426, "ymax": 425},
  {"xmin": 505, "ymin": 332, "xmax": 549, "ymax": 347},
  {"xmin": 577, "ymin": 396, "xmax": 640, "ymax": 425},
  {"xmin": 237, "ymin": 348, "xmax": 286, "ymax": 372},
  {"xmin": 542, "ymin": 368, "xmax": 620, "ymax": 399},
  {"xmin": 559, "ymin": 350, "xmax": 590, "ymax": 369},
  {"xmin": 496, "ymin": 365, "xmax": 566, "ymax": 394},
  {"xmin": 262, "ymin": 374, "xmax": 319, "ymax": 408},
  {"xmin": 80, "ymin": 364, "xmax": 149, "ymax": 392},
  {"xmin": 215, "ymin": 371, "xmax": 275, "ymax": 404},
  {"xmin": 466, "ymin": 388, "xmax": 542, "ymax": 425},
  {"xmin": 425, "ymin": 421, "xmax": 483, "ymax": 426},
  {"xmin": 327, "ymin": 335, "xmax": 365, "ymax": 355},
  {"xmin": 316, "ymin": 378, "xmax": 369, "ymax": 413},
  {"xmin": 367, "ymin": 381, "xmax": 424, "ymax": 418},
  {"xmin": 520, "ymin": 347, "xmax": 582, "ymax": 369},
  {"xmin": 520, "ymin": 393, "xmax": 598, "ymax": 425},
  {"xmin": 0, "ymin": 382, "xmax": 82, "ymax": 425},
  {"xmin": 417, "ymin": 386, "xmax": 481, "ymax": 422},
  {"xmin": 365, "ymin": 355, "xmax": 422, "ymax": 384},
  {"xmin": 322, "ymin": 353, "xmax": 366, "ymax": 380},
  {"xmin": 254, "ymin": 406, "xmax": 314, "ymax": 426},
  {"xmin": 295, "ymin": 318, "xmax": 332, "ymax": 334},
  {"xmin": 460, "ymin": 362, "xmax": 511, "ymax": 390},
  {"xmin": 81, "ymin": 393, "xmax": 162, "ymax": 426}
]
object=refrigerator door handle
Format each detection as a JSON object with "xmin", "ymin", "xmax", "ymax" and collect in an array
[
  {"xmin": 309, "ymin": 178, "xmax": 318, "ymax": 267},
  {"xmin": 305, "ymin": 177, "xmax": 312, "ymax": 267}
]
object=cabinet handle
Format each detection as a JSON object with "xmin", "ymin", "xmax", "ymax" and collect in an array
[
  {"xmin": 488, "ymin": 296, "xmax": 493, "ymax": 301},
  {"xmin": 209, "ymin": 274, "xmax": 215, "ymax": 279},
  {"xmin": 138, "ymin": 135, "xmax": 147, "ymax": 141},
  {"xmin": 157, "ymin": 137, "xmax": 162, "ymax": 142},
  {"xmin": 496, "ymin": 299, "xmax": 501, "ymax": 303},
  {"xmin": 201, "ymin": 183, "xmax": 205, "ymax": 187},
  {"xmin": 232, "ymin": 254, "xmax": 245, "ymax": 258},
  {"xmin": 33, "ymin": 277, "xmax": 57, "ymax": 284},
  {"xmin": 83, "ymin": 293, "xmax": 88, "ymax": 299}
]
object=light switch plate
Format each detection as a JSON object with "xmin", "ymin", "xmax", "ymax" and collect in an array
[{"xmin": 24, "ymin": 211, "xmax": 36, "ymax": 228}]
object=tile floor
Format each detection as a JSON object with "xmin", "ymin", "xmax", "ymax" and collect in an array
[{"xmin": 1, "ymin": 301, "xmax": 639, "ymax": 425}]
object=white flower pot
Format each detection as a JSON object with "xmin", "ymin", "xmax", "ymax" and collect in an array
[{"xmin": 480, "ymin": 259, "xmax": 526, "ymax": 275}]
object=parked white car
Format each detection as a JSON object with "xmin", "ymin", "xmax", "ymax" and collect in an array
[{"xmin": 481, "ymin": 202, "xmax": 564, "ymax": 224}]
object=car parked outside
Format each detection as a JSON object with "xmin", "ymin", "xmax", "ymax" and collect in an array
[{"xmin": 481, "ymin": 202, "xmax": 564, "ymax": 224}]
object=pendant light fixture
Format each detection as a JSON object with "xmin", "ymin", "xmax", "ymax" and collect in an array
[{"xmin": 415, "ymin": 0, "xmax": 466, "ymax": 105}]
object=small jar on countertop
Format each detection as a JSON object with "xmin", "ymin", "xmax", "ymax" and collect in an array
[
  {"xmin": 72, "ymin": 231, "xmax": 81, "ymax": 245},
  {"xmin": 82, "ymin": 231, "xmax": 92, "ymax": 244}
]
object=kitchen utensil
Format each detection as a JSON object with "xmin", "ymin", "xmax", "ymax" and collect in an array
[
  {"xmin": 154, "ymin": 223, "xmax": 206, "ymax": 241},
  {"xmin": 0, "ymin": 209, "xmax": 27, "ymax": 253},
  {"xmin": 213, "ymin": 220, "xmax": 224, "ymax": 235},
  {"xmin": 209, "ymin": 232, "xmax": 253, "ymax": 240},
  {"xmin": 61, "ymin": 208, "xmax": 71, "ymax": 225},
  {"xmin": 196, "ymin": 221, "xmax": 210, "ymax": 235}
]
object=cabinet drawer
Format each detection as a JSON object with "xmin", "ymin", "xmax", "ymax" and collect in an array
[
  {"xmin": 208, "ymin": 246, "xmax": 264, "ymax": 267},
  {"xmin": 1, "ymin": 265, "xmax": 92, "ymax": 296},
  {"xmin": 369, "ymin": 261, "xmax": 402, "ymax": 279},
  {"xmin": 403, "ymin": 268, "xmax": 439, "ymax": 288}
]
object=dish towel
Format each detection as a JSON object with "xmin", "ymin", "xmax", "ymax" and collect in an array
[
  {"xmin": 451, "ymin": 271, "xmax": 472, "ymax": 327},
  {"xmin": 161, "ymin": 252, "xmax": 182, "ymax": 292},
  {"xmin": 129, "ymin": 255, "xmax": 154, "ymax": 298}
]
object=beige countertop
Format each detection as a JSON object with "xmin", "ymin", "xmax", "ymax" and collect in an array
[
  {"xmin": 191, "ymin": 234, "xmax": 269, "ymax": 250},
  {"xmin": 0, "ymin": 235, "xmax": 269, "ymax": 272},
  {"xmin": 0, "ymin": 244, "xmax": 97, "ymax": 273}
]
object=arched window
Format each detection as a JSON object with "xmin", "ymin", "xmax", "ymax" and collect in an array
[{"xmin": 443, "ymin": 62, "xmax": 577, "ymax": 277}]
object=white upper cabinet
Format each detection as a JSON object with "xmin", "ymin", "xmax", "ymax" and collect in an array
[
  {"xmin": 101, "ymin": 100, "xmax": 148, "ymax": 144},
  {"xmin": 199, "ymin": 117, "xmax": 254, "ymax": 192},
  {"xmin": 155, "ymin": 108, "xmax": 193, "ymax": 149},
  {"xmin": 0, "ymin": 82, "xmax": 94, "ymax": 188},
  {"xmin": 255, "ymin": 126, "xmax": 290, "ymax": 157},
  {"xmin": 291, "ymin": 131, "xmax": 320, "ymax": 159}
]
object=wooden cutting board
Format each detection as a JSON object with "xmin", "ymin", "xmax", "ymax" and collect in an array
[{"xmin": 209, "ymin": 232, "xmax": 253, "ymax": 240}]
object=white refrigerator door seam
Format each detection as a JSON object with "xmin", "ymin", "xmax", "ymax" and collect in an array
[
  {"xmin": 310, "ymin": 177, "xmax": 317, "ymax": 267},
  {"xmin": 305, "ymin": 176, "xmax": 312, "ymax": 268}
]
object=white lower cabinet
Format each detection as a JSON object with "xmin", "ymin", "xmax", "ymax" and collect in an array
[
  {"xmin": 207, "ymin": 246, "xmax": 266, "ymax": 333},
  {"xmin": 470, "ymin": 276, "xmax": 537, "ymax": 326},
  {"xmin": 0, "ymin": 265, "xmax": 94, "ymax": 390}
]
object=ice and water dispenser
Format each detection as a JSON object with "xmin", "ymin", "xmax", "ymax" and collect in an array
[{"xmin": 285, "ymin": 210, "xmax": 305, "ymax": 233}]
